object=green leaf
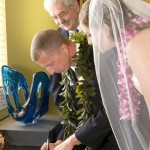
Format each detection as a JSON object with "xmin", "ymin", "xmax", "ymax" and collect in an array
[
  {"xmin": 78, "ymin": 98, "xmax": 84, "ymax": 104},
  {"xmin": 76, "ymin": 108, "xmax": 84, "ymax": 115}
]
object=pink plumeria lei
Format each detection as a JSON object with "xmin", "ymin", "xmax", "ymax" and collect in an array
[{"xmin": 117, "ymin": 16, "xmax": 145, "ymax": 120}]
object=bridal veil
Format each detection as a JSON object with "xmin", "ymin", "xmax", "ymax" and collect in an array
[{"xmin": 89, "ymin": 0, "xmax": 150, "ymax": 149}]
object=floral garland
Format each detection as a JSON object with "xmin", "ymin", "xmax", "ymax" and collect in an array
[
  {"xmin": 59, "ymin": 32, "xmax": 95, "ymax": 150},
  {"xmin": 59, "ymin": 71, "xmax": 78, "ymax": 139},
  {"xmin": 117, "ymin": 16, "xmax": 144, "ymax": 120}
]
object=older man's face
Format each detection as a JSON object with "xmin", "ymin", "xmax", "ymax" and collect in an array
[{"xmin": 49, "ymin": 1, "xmax": 80, "ymax": 31}]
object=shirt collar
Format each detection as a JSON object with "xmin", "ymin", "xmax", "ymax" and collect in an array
[{"xmin": 69, "ymin": 25, "xmax": 82, "ymax": 35}]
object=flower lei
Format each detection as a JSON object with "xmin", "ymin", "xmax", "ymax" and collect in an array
[
  {"xmin": 117, "ymin": 16, "xmax": 145, "ymax": 120},
  {"xmin": 59, "ymin": 32, "xmax": 95, "ymax": 150}
]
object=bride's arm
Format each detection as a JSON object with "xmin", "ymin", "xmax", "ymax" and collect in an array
[{"xmin": 126, "ymin": 27, "xmax": 150, "ymax": 116}]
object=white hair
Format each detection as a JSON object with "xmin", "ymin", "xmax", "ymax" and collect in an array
[{"xmin": 44, "ymin": 0, "xmax": 73, "ymax": 14}]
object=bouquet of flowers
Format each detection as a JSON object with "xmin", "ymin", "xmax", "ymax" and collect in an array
[
  {"xmin": 0, "ymin": 131, "xmax": 9, "ymax": 150},
  {"xmin": 0, "ymin": 133, "xmax": 4, "ymax": 149}
]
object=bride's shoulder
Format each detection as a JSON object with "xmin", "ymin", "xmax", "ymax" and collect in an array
[
  {"xmin": 133, "ymin": 27, "xmax": 150, "ymax": 42},
  {"xmin": 126, "ymin": 27, "xmax": 150, "ymax": 60},
  {"xmin": 128, "ymin": 27, "xmax": 150, "ymax": 46}
]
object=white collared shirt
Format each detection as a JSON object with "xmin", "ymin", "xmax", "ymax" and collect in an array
[{"xmin": 69, "ymin": 25, "xmax": 82, "ymax": 36}]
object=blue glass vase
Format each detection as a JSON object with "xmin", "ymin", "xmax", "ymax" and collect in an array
[{"xmin": 1, "ymin": 65, "xmax": 50, "ymax": 125}]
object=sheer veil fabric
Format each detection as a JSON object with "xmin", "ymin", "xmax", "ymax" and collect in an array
[
  {"xmin": 122, "ymin": 0, "xmax": 150, "ymax": 21},
  {"xmin": 89, "ymin": 0, "xmax": 150, "ymax": 150}
]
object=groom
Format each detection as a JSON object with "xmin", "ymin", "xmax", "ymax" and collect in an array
[
  {"xmin": 39, "ymin": 0, "xmax": 120, "ymax": 150},
  {"xmin": 31, "ymin": 28, "xmax": 119, "ymax": 150}
]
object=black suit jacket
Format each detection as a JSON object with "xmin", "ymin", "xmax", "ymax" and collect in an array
[{"xmin": 49, "ymin": 28, "xmax": 119, "ymax": 150}]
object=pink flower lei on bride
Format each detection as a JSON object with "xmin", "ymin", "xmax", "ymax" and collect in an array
[{"xmin": 116, "ymin": 16, "xmax": 145, "ymax": 120}]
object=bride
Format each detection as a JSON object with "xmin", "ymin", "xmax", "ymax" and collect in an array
[{"xmin": 80, "ymin": 0, "xmax": 150, "ymax": 149}]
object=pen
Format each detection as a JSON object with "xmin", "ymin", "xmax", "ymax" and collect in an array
[{"xmin": 47, "ymin": 131, "xmax": 50, "ymax": 150}]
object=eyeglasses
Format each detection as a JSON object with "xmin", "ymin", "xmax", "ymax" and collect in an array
[{"xmin": 51, "ymin": 5, "xmax": 72, "ymax": 21}]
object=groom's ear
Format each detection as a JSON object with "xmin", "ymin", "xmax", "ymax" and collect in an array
[{"xmin": 60, "ymin": 44, "xmax": 69, "ymax": 54}]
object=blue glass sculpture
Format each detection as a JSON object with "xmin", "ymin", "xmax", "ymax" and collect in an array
[{"xmin": 1, "ymin": 65, "xmax": 50, "ymax": 125}]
